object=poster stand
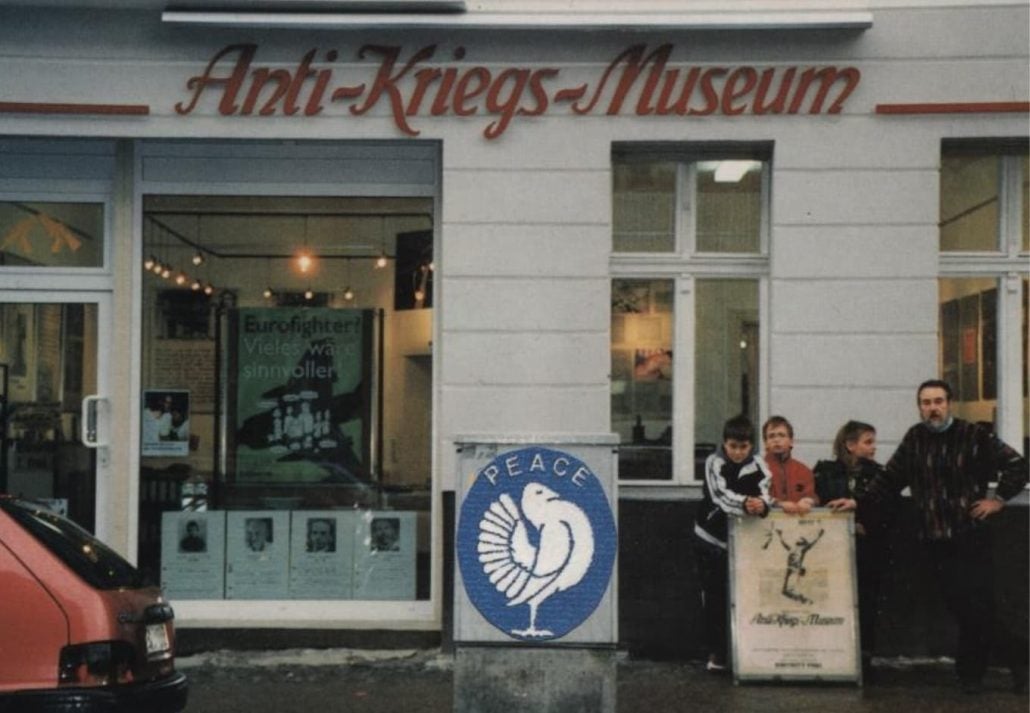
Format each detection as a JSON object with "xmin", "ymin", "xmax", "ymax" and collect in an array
[{"xmin": 729, "ymin": 510, "xmax": 861, "ymax": 685}]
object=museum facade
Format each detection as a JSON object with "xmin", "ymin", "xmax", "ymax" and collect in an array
[{"xmin": 0, "ymin": 0, "xmax": 1025, "ymax": 657}]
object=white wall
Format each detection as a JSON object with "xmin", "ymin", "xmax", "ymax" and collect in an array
[{"xmin": 0, "ymin": 3, "xmax": 1026, "ymax": 488}]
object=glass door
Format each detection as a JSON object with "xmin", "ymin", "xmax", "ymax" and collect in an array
[{"xmin": 0, "ymin": 295, "xmax": 110, "ymax": 533}]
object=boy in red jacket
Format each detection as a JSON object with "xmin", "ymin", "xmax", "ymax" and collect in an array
[{"xmin": 763, "ymin": 415, "xmax": 816, "ymax": 515}]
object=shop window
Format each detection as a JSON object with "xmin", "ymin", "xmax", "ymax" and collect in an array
[
  {"xmin": 1023, "ymin": 156, "xmax": 1029, "ymax": 253},
  {"xmin": 138, "ymin": 195, "xmax": 434, "ymax": 601},
  {"xmin": 0, "ymin": 201, "xmax": 104, "ymax": 268},
  {"xmin": 611, "ymin": 278, "xmax": 674, "ymax": 479},
  {"xmin": 696, "ymin": 161, "xmax": 763, "ymax": 253},
  {"xmin": 939, "ymin": 141, "xmax": 1029, "ymax": 454},
  {"xmin": 612, "ymin": 162, "xmax": 676, "ymax": 252},
  {"xmin": 610, "ymin": 145, "xmax": 769, "ymax": 483},
  {"xmin": 694, "ymin": 280, "xmax": 759, "ymax": 449}
]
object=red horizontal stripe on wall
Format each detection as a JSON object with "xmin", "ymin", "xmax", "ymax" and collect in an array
[
  {"xmin": 876, "ymin": 101, "xmax": 1030, "ymax": 115},
  {"xmin": 0, "ymin": 102, "xmax": 150, "ymax": 116}
]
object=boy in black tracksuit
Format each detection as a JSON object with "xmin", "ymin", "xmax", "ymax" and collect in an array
[{"xmin": 693, "ymin": 415, "xmax": 773, "ymax": 671}]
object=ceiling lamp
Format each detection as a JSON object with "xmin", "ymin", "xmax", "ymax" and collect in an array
[
  {"xmin": 713, "ymin": 160, "xmax": 761, "ymax": 183},
  {"xmin": 375, "ymin": 216, "xmax": 388, "ymax": 269}
]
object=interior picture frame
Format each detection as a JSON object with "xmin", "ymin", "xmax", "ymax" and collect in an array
[{"xmin": 4, "ymin": 303, "xmax": 35, "ymax": 403}]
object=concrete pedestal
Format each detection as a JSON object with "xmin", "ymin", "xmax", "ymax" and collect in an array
[{"xmin": 454, "ymin": 645, "xmax": 616, "ymax": 713}]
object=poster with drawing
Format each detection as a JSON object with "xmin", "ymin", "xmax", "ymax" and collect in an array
[
  {"xmin": 729, "ymin": 511, "xmax": 860, "ymax": 683},
  {"xmin": 230, "ymin": 308, "xmax": 372, "ymax": 484}
]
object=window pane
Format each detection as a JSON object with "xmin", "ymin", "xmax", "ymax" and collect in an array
[
  {"xmin": 611, "ymin": 278, "xmax": 673, "ymax": 479},
  {"xmin": 696, "ymin": 161, "xmax": 763, "ymax": 253},
  {"xmin": 0, "ymin": 201, "xmax": 103, "ymax": 267},
  {"xmin": 694, "ymin": 280, "xmax": 759, "ymax": 477},
  {"xmin": 940, "ymin": 155, "xmax": 1000, "ymax": 251},
  {"xmin": 138, "ymin": 195, "xmax": 433, "ymax": 601},
  {"xmin": 1022, "ymin": 156, "xmax": 1029, "ymax": 253},
  {"xmin": 1023, "ymin": 279, "xmax": 1028, "ymax": 455},
  {"xmin": 612, "ymin": 161, "xmax": 676, "ymax": 252},
  {"xmin": 938, "ymin": 277, "xmax": 998, "ymax": 426}
]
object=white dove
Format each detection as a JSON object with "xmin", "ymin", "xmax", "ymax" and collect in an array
[{"xmin": 477, "ymin": 482, "xmax": 595, "ymax": 638}]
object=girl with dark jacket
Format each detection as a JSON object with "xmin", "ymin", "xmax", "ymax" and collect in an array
[{"xmin": 813, "ymin": 420, "xmax": 896, "ymax": 678}]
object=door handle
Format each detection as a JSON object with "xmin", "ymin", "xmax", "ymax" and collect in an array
[{"xmin": 81, "ymin": 395, "xmax": 110, "ymax": 448}]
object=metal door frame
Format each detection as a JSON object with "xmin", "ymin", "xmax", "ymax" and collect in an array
[{"xmin": 0, "ymin": 289, "xmax": 113, "ymax": 539}]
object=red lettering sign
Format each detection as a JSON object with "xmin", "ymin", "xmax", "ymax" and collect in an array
[{"xmin": 175, "ymin": 43, "xmax": 861, "ymax": 140}]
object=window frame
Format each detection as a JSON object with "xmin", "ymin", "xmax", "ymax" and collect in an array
[
  {"xmin": 611, "ymin": 144, "xmax": 772, "ymax": 487},
  {"xmin": 0, "ymin": 192, "xmax": 113, "ymax": 285},
  {"xmin": 938, "ymin": 141, "xmax": 1029, "ymax": 454}
]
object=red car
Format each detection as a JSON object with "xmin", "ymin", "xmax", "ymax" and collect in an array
[{"xmin": 0, "ymin": 496, "xmax": 188, "ymax": 713}]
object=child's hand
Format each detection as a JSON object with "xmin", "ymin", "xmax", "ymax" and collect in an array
[
  {"xmin": 827, "ymin": 498, "xmax": 857, "ymax": 512},
  {"xmin": 744, "ymin": 497, "xmax": 766, "ymax": 516}
]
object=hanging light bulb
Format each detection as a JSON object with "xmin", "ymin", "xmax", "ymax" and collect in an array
[
  {"xmin": 203, "ymin": 283, "xmax": 214, "ymax": 295},
  {"xmin": 414, "ymin": 288, "xmax": 425, "ymax": 302},
  {"xmin": 161, "ymin": 266, "xmax": 172, "ymax": 279},
  {"xmin": 144, "ymin": 255, "xmax": 156, "ymax": 271},
  {"xmin": 343, "ymin": 286, "xmax": 354, "ymax": 301},
  {"xmin": 263, "ymin": 286, "xmax": 274, "ymax": 299},
  {"xmin": 175, "ymin": 272, "xmax": 187, "ymax": 286},
  {"xmin": 192, "ymin": 251, "xmax": 204, "ymax": 266},
  {"xmin": 304, "ymin": 287, "xmax": 314, "ymax": 300},
  {"xmin": 191, "ymin": 278, "xmax": 202, "ymax": 291},
  {"xmin": 152, "ymin": 261, "xmax": 163, "ymax": 275},
  {"xmin": 296, "ymin": 217, "xmax": 314, "ymax": 273},
  {"xmin": 375, "ymin": 216, "xmax": 388, "ymax": 269}
]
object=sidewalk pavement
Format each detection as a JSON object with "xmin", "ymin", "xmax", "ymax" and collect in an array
[{"xmin": 178, "ymin": 648, "xmax": 1029, "ymax": 713}]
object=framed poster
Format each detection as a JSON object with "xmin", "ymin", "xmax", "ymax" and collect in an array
[
  {"xmin": 229, "ymin": 308, "xmax": 372, "ymax": 484},
  {"xmin": 3, "ymin": 303, "xmax": 35, "ymax": 402},
  {"xmin": 394, "ymin": 230, "xmax": 433, "ymax": 310},
  {"xmin": 981, "ymin": 287, "xmax": 997, "ymax": 399},
  {"xmin": 353, "ymin": 511, "xmax": 416, "ymax": 600},
  {"xmin": 958, "ymin": 294, "xmax": 979, "ymax": 402},
  {"xmin": 160, "ymin": 511, "xmax": 226, "ymax": 600},
  {"xmin": 141, "ymin": 389, "xmax": 191, "ymax": 457},
  {"xmin": 288, "ymin": 511, "xmax": 356, "ymax": 599},
  {"xmin": 225, "ymin": 511, "xmax": 290, "ymax": 599},
  {"xmin": 729, "ymin": 511, "xmax": 860, "ymax": 684},
  {"xmin": 940, "ymin": 299, "xmax": 960, "ymax": 392}
]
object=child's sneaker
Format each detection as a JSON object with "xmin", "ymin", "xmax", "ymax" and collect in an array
[{"xmin": 706, "ymin": 655, "xmax": 727, "ymax": 673}]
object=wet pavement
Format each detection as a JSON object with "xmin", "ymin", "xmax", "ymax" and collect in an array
[{"xmin": 179, "ymin": 649, "xmax": 1029, "ymax": 712}]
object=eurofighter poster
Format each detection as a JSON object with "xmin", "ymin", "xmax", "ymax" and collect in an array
[
  {"xmin": 230, "ymin": 308, "xmax": 371, "ymax": 484},
  {"xmin": 729, "ymin": 511, "xmax": 860, "ymax": 683}
]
